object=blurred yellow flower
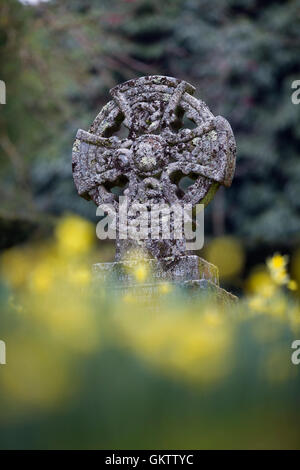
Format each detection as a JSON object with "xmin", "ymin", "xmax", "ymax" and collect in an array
[
  {"xmin": 158, "ymin": 282, "xmax": 172, "ymax": 294},
  {"xmin": 267, "ymin": 253, "xmax": 289, "ymax": 286},
  {"xmin": 246, "ymin": 267, "xmax": 276, "ymax": 298},
  {"xmin": 133, "ymin": 262, "xmax": 148, "ymax": 283},
  {"xmin": 30, "ymin": 261, "xmax": 54, "ymax": 292},
  {"xmin": 267, "ymin": 253, "xmax": 288, "ymax": 271},
  {"xmin": 248, "ymin": 292, "xmax": 288, "ymax": 319},
  {"xmin": 205, "ymin": 236, "xmax": 244, "ymax": 279},
  {"xmin": 2, "ymin": 215, "xmax": 300, "ymax": 403},
  {"xmin": 55, "ymin": 215, "xmax": 95, "ymax": 256},
  {"xmin": 248, "ymin": 295, "xmax": 266, "ymax": 313},
  {"xmin": 114, "ymin": 305, "xmax": 233, "ymax": 385},
  {"xmin": 272, "ymin": 268, "xmax": 289, "ymax": 286},
  {"xmin": 202, "ymin": 309, "xmax": 224, "ymax": 327},
  {"xmin": 288, "ymin": 280, "xmax": 298, "ymax": 291}
]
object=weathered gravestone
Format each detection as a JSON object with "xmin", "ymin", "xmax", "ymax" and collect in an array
[{"xmin": 72, "ymin": 75, "xmax": 237, "ymax": 302}]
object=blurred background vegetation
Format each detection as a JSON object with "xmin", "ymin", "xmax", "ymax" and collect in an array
[
  {"xmin": 0, "ymin": 0, "xmax": 300, "ymax": 450},
  {"xmin": 1, "ymin": 0, "xmax": 300, "ymax": 291},
  {"xmin": 0, "ymin": 215, "xmax": 299, "ymax": 449}
]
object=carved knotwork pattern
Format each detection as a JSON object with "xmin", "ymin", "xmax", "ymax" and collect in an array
[{"xmin": 72, "ymin": 75, "xmax": 236, "ymax": 259}]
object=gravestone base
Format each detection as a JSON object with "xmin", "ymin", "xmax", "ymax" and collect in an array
[
  {"xmin": 182, "ymin": 279, "xmax": 237, "ymax": 305},
  {"xmin": 93, "ymin": 255, "xmax": 237, "ymax": 304}
]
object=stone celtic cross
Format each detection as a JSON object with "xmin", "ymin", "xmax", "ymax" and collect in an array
[{"xmin": 72, "ymin": 75, "xmax": 236, "ymax": 263}]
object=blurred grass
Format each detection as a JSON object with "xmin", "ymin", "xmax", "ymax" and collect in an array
[{"xmin": 0, "ymin": 214, "xmax": 299, "ymax": 449}]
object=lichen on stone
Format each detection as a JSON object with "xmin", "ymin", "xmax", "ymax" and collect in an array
[{"xmin": 72, "ymin": 75, "xmax": 236, "ymax": 261}]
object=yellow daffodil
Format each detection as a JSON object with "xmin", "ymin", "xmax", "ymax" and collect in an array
[
  {"xmin": 267, "ymin": 253, "xmax": 288, "ymax": 271},
  {"xmin": 133, "ymin": 262, "xmax": 148, "ymax": 283},
  {"xmin": 55, "ymin": 215, "xmax": 95, "ymax": 256},
  {"xmin": 158, "ymin": 282, "xmax": 172, "ymax": 294},
  {"xmin": 288, "ymin": 279, "xmax": 298, "ymax": 291}
]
